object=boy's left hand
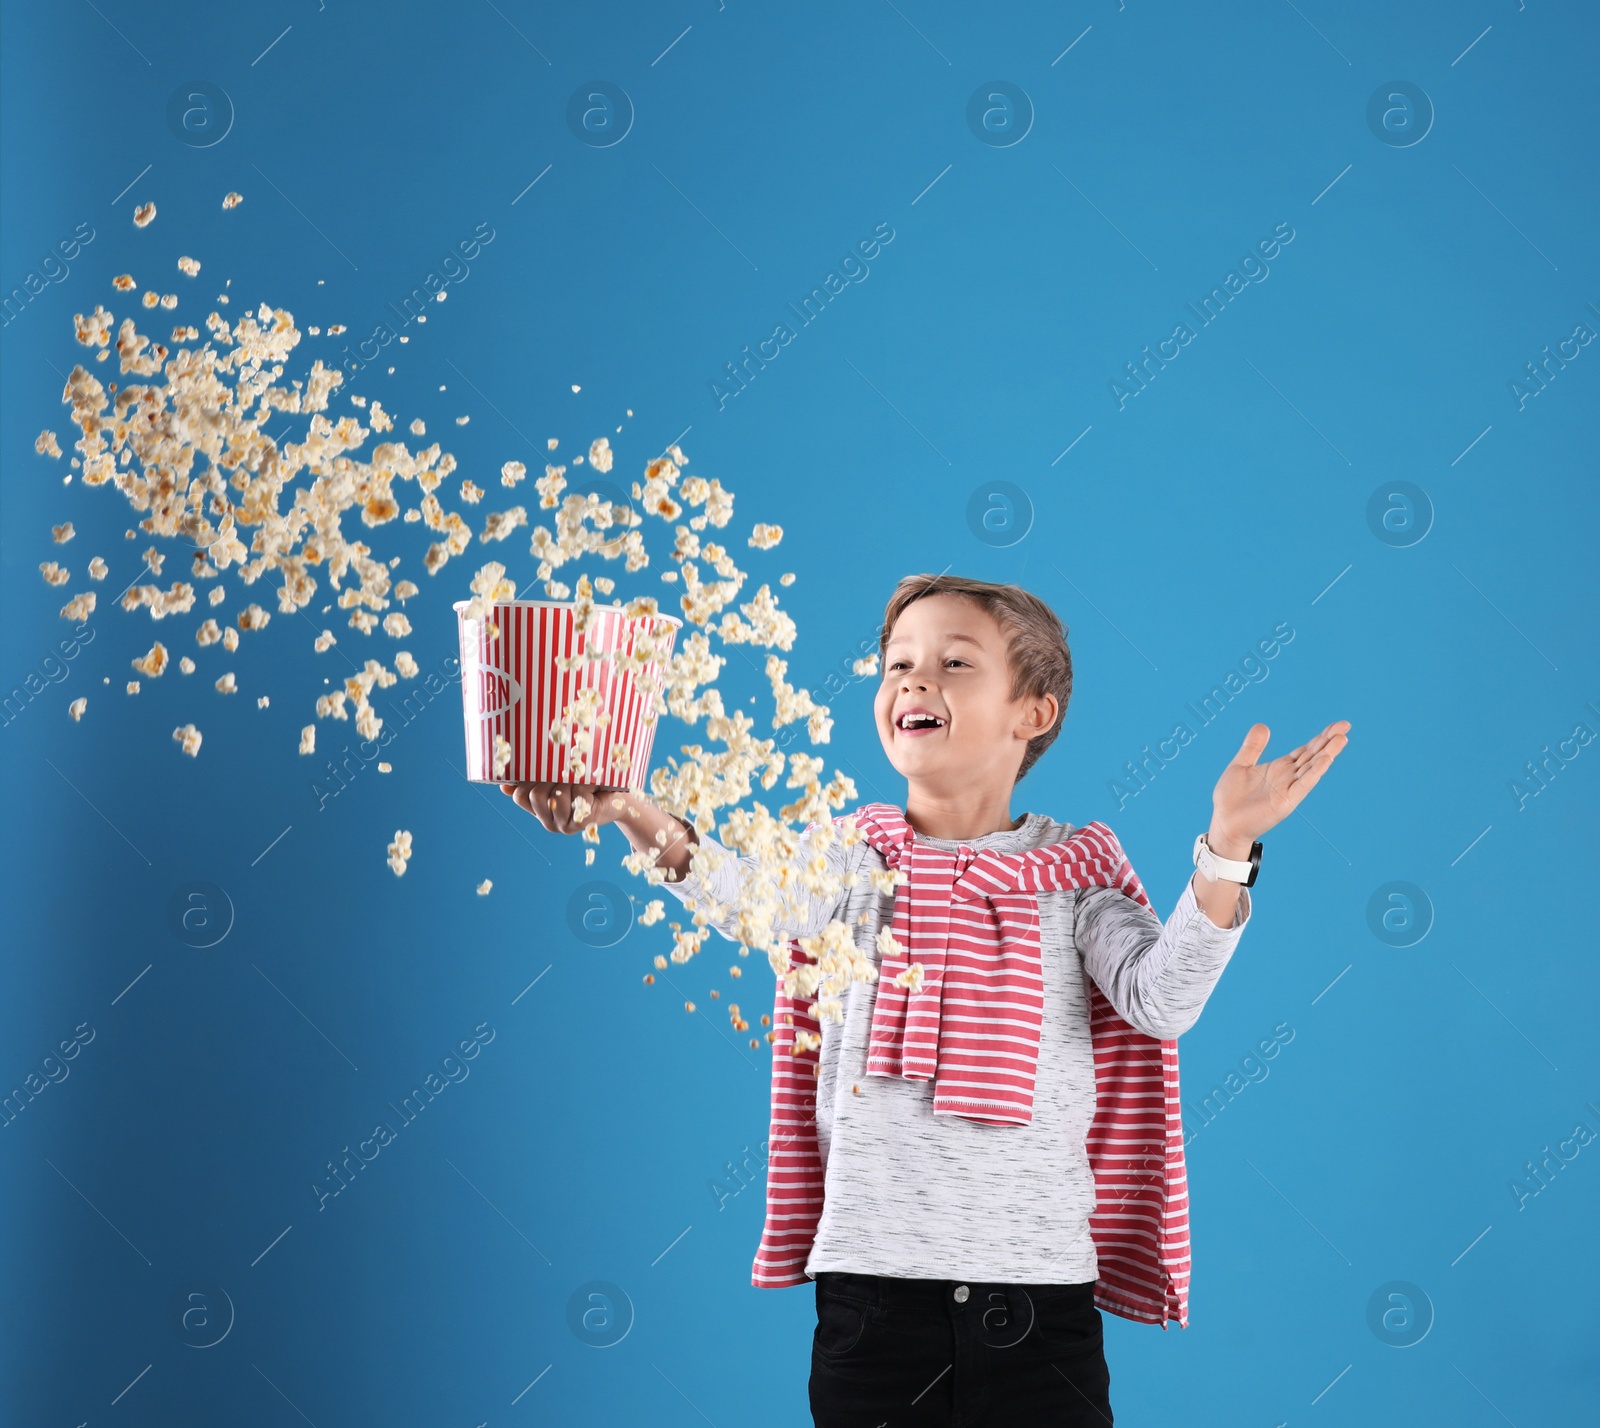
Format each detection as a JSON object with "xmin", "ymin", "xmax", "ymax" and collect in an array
[{"xmin": 1209, "ymin": 721, "xmax": 1351, "ymax": 852}]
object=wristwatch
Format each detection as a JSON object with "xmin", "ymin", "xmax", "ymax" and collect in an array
[{"xmin": 1193, "ymin": 832, "xmax": 1262, "ymax": 887}]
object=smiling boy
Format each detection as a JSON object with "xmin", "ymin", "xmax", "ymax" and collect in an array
[{"xmin": 504, "ymin": 574, "xmax": 1349, "ymax": 1427}]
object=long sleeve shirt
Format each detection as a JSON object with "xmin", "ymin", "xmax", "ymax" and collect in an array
[{"xmin": 659, "ymin": 808, "xmax": 1251, "ymax": 1325}]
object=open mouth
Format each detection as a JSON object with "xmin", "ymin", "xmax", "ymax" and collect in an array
[{"xmin": 896, "ymin": 711, "xmax": 947, "ymax": 736}]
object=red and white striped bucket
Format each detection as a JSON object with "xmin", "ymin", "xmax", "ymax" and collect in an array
[{"xmin": 453, "ymin": 599, "xmax": 682, "ymax": 787}]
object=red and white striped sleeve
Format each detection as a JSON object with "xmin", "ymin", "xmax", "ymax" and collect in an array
[{"xmin": 753, "ymin": 934, "xmax": 825, "ymax": 1287}]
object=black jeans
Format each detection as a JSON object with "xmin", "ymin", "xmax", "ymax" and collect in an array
[{"xmin": 809, "ymin": 1270, "xmax": 1114, "ymax": 1427}]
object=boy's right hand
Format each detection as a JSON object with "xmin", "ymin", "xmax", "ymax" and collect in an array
[
  {"xmin": 499, "ymin": 780, "xmax": 698, "ymax": 880},
  {"xmin": 500, "ymin": 781, "xmax": 628, "ymax": 835}
]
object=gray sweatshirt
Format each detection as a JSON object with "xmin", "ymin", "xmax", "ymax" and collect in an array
[{"xmin": 660, "ymin": 810, "xmax": 1252, "ymax": 1284}]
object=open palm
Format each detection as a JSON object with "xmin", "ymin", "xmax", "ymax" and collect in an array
[{"xmin": 1213, "ymin": 721, "xmax": 1351, "ymax": 843}]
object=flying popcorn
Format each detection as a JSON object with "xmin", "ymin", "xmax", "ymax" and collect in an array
[
  {"xmin": 40, "ymin": 276, "xmax": 880, "ymax": 1037},
  {"xmin": 387, "ymin": 829, "xmax": 412, "ymax": 877},
  {"xmin": 893, "ymin": 962, "xmax": 925, "ymax": 993},
  {"xmin": 68, "ymin": 697, "xmax": 87, "ymax": 721},
  {"xmin": 222, "ymin": 192, "xmax": 242, "ymax": 209},
  {"xmin": 133, "ymin": 203, "xmax": 156, "ymax": 227},
  {"xmin": 132, "ymin": 641, "xmax": 168, "ymax": 677}
]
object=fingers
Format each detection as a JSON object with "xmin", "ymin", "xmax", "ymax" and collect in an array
[
  {"xmin": 549, "ymin": 785, "xmax": 576, "ymax": 835},
  {"xmin": 503, "ymin": 781, "xmax": 557, "ymax": 832},
  {"xmin": 500, "ymin": 781, "xmax": 609, "ymax": 835},
  {"xmin": 1231, "ymin": 723, "xmax": 1271, "ymax": 767},
  {"xmin": 1283, "ymin": 721, "xmax": 1351, "ymax": 768}
]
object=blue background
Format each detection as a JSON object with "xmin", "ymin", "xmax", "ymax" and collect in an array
[{"xmin": 3, "ymin": 1, "xmax": 1597, "ymax": 1423}]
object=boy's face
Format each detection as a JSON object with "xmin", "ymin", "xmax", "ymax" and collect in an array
[{"xmin": 873, "ymin": 593, "xmax": 1058, "ymax": 796}]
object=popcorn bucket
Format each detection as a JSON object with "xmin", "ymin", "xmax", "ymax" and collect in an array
[{"xmin": 454, "ymin": 599, "xmax": 681, "ymax": 788}]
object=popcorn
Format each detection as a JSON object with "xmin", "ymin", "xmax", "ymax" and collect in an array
[
  {"xmin": 39, "ymin": 287, "xmax": 860, "ymax": 1028},
  {"xmin": 112, "ymin": 275, "xmax": 136, "ymax": 292},
  {"xmin": 222, "ymin": 191, "xmax": 243, "ymax": 209},
  {"xmin": 387, "ymin": 829, "xmax": 413, "ymax": 876},
  {"xmin": 477, "ymin": 879, "xmax": 493, "ymax": 895},
  {"xmin": 893, "ymin": 961, "xmax": 925, "ymax": 993},
  {"xmin": 173, "ymin": 722, "xmax": 202, "ymax": 755},
  {"xmin": 257, "ymin": 695, "xmax": 269, "ymax": 708},
  {"xmin": 68, "ymin": 697, "xmax": 87, "ymax": 721},
  {"xmin": 133, "ymin": 202, "xmax": 156, "ymax": 227},
  {"xmin": 177, "ymin": 257, "xmax": 201, "ymax": 276},
  {"xmin": 535, "ymin": 464, "xmax": 566, "ymax": 508},
  {"xmin": 852, "ymin": 654, "xmax": 880, "ymax": 676},
  {"xmin": 36, "ymin": 431, "xmax": 62, "ymax": 458},
  {"xmin": 39, "ymin": 562, "xmax": 70, "ymax": 586},
  {"xmin": 179, "ymin": 657, "xmax": 195, "ymax": 674},
  {"xmin": 132, "ymin": 641, "xmax": 169, "ymax": 677}
]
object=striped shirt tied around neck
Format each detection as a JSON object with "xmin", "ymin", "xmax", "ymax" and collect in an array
[{"xmin": 853, "ymin": 801, "xmax": 1154, "ymax": 1126}]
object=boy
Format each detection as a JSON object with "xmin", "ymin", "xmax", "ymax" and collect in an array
[{"xmin": 504, "ymin": 574, "xmax": 1349, "ymax": 1426}]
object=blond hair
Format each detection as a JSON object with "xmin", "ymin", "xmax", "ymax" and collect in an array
[{"xmin": 878, "ymin": 574, "xmax": 1072, "ymax": 784}]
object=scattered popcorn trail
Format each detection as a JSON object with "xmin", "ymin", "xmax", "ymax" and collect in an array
[{"xmin": 44, "ymin": 254, "xmax": 883, "ymax": 1034}]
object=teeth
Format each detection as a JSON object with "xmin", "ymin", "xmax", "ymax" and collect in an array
[{"xmin": 899, "ymin": 714, "xmax": 945, "ymax": 729}]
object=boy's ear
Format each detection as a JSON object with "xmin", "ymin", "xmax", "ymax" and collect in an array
[{"xmin": 1018, "ymin": 691, "xmax": 1059, "ymax": 737}]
